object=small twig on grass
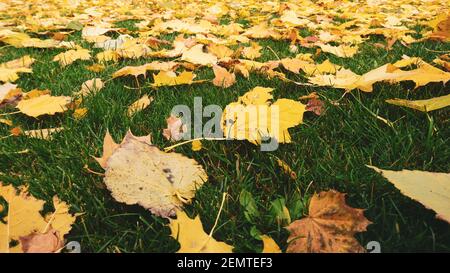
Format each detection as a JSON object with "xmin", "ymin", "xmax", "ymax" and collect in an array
[
  {"xmin": 266, "ymin": 46, "xmax": 281, "ymax": 60},
  {"xmin": 0, "ymin": 111, "xmax": 21, "ymax": 117},
  {"xmin": 164, "ymin": 137, "xmax": 227, "ymax": 152}
]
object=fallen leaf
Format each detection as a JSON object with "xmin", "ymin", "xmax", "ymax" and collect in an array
[
  {"xmin": 386, "ymin": 93, "xmax": 450, "ymax": 112},
  {"xmin": 127, "ymin": 94, "xmax": 153, "ymax": 116},
  {"xmin": 212, "ymin": 65, "xmax": 236, "ymax": 88},
  {"xmin": 73, "ymin": 108, "xmax": 88, "ymax": 120},
  {"xmin": 19, "ymin": 229, "xmax": 63, "ymax": 253},
  {"xmin": 152, "ymin": 71, "xmax": 201, "ymax": 87},
  {"xmin": 74, "ymin": 78, "xmax": 104, "ymax": 97},
  {"xmin": 261, "ymin": 235, "xmax": 281, "ymax": 253},
  {"xmin": 306, "ymin": 98, "xmax": 325, "ymax": 115},
  {"xmin": 367, "ymin": 165, "xmax": 450, "ymax": 224},
  {"xmin": 286, "ymin": 190, "xmax": 371, "ymax": 253},
  {"xmin": 93, "ymin": 130, "xmax": 120, "ymax": 169},
  {"xmin": 163, "ymin": 115, "xmax": 187, "ymax": 142},
  {"xmin": 191, "ymin": 140, "xmax": 202, "ymax": 151},
  {"xmin": 53, "ymin": 48, "xmax": 91, "ymax": 67},
  {"xmin": 181, "ymin": 44, "xmax": 217, "ymax": 66},
  {"xmin": 99, "ymin": 131, "xmax": 207, "ymax": 218},
  {"xmin": 169, "ymin": 211, "xmax": 233, "ymax": 253},
  {"xmin": 0, "ymin": 183, "xmax": 78, "ymax": 253},
  {"xmin": 16, "ymin": 94, "xmax": 71, "ymax": 118}
]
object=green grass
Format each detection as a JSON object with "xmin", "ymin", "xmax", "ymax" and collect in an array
[{"xmin": 0, "ymin": 22, "xmax": 449, "ymax": 253}]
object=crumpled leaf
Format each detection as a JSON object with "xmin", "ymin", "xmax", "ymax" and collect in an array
[
  {"xmin": 169, "ymin": 211, "xmax": 233, "ymax": 253},
  {"xmin": 163, "ymin": 115, "xmax": 187, "ymax": 142},
  {"xmin": 127, "ymin": 94, "xmax": 153, "ymax": 116},
  {"xmin": 97, "ymin": 131, "xmax": 207, "ymax": 218},
  {"xmin": 0, "ymin": 184, "xmax": 78, "ymax": 253},
  {"xmin": 16, "ymin": 94, "xmax": 71, "ymax": 118},
  {"xmin": 367, "ymin": 165, "xmax": 450, "ymax": 224},
  {"xmin": 212, "ymin": 65, "xmax": 236, "ymax": 88},
  {"xmin": 286, "ymin": 190, "xmax": 371, "ymax": 253},
  {"xmin": 19, "ymin": 229, "xmax": 63, "ymax": 253},
  {"xmin": 242, "ymin": 42, "xmax": 262, "ymax": 60}
]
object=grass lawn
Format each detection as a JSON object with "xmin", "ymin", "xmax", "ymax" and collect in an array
[{"xmin": 1, "ymin": 3, "xmax": 450, "ymax": 253}]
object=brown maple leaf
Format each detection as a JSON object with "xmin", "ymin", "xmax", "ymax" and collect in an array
[{"xmin": 286, "ymin": 190, "xmax": 371, "ymax": 253}]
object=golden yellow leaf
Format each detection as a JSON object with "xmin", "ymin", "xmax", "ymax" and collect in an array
[
  {"xmin": 152, "ymin": 71, "xmax": 202, "ymax": 87},
  {"xmin": 96, "ymin": 50, "xmax": 120, "ymax": 62},
  {"xmin": 207, "ymin": 44, "xmax": 234, "ymax": 59},
  {"xmin": 367, "ymin": 166, "xmax": 450, "ymax": 224},
  {"xmin": 86, "ymin": 63, "xmax": 105, "ymax": 72},
  {"xmin": 53, "ymin": 48, "xmax": 91, "ymax": 67},
  {"xmin": 99, "ymin": 131, "xmax": 207, "ymax": 218},
  {"xmin": 169, "ymin": 211, "xmax": 233, "ymax": 253},
  {"xmin": 222, "ymin": 87, "xmax": 305, "ymax": 144},
  {"xmin": 191, "ymin": 140, "xmax": 202, "ymax": 151},
  {"xmin": 127, "ymin": 94, "xmax": 153, "ymax": 116},
  {"xmin": 0, "ymin": 118, "xmax": 12, "ymax": 126},
  {"xmin": 261, "ymin": 235, "xmax": 281, "ymax": 253},
  {"xmin": 286, "ymin": 190, "xmax": 371, "ymax": 253},
  {"xmin": 242, "ymin": 42, "xmax": 262, "ymax": 60},
  {"xmin": 386, "ymin": 93, "xmax": 450, "ymax": 112},
  {"xmin": 93, "ymin": 130, "xmax": 120, "ymax": 169},
  {"xmin": 73, "ymin": 108, "xmax": 88, "ymax": 120},
  {"xmin": 16, "ymin": 94, "xmax": 71, "ymax": 118},
  {"xmin": 0, "ymin": 183, "xmax": 77, "ymax": 253},
  {"xmin": 0, "ymin": 67, "xmax": 32, "ymax": 82}
]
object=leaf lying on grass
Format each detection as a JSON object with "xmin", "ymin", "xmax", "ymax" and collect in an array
[
  {"xmin": 286, "ymin": 190, "xmax": 371, "ymax": 253},
  {"xmin": 367, "ymin": 165, "xmax": 450, "ymax": 224},
  {"xmin": 0, "ymin": 183, "xmax": 78, "ymax": 253},
  {"xmin": 95, "ymin": 130, "xmax": 208, "ymax": 218},
  {"xmin": 169, "ymin": 211, "xmax": 233, "ymax": 253},
  {"xmin": 386, "ymin": 93, "xmax": 450, "ymax": 112}
]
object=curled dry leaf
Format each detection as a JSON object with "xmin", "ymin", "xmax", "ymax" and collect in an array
[
  {"xmin": 0, "ymin": 184, "xmax": 78, "ymax": 253},
  {"xmin": 127, "ymin": 94, "xmax": 153, "ymax": 116},
  {"xmin": 305, "ymin": 98, "xmax": 325, "ymax": 116},
  {"xmin": 163, "ymin": 115, "xmax": 187, "ymax": 142},
  {"xmin": 20, "ymin": 229, "xmax": 63, "ymax": 253},
  {"xmin": 386, "ymin": 93, "xmax": 450, "ymax": 112},
  {"xmin": 169, "ymin": 211, "xmax": 233, "ymax": 253},
  {"xmin": 212, "ymin": 65, "xmax": 236, "ymax": 88},
  {"xmin": 96, "ymin": 131, "xmax": 207, "ymax": 218},
  {"xmin": 367, "ymin": 165, "xmax": 450, "ymax": 224},
  {"xmin": 286, "ymin": 190, "xmax": 371, "ymax": 253}
]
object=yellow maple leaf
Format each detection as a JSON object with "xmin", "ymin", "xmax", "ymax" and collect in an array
[
  {"xmin": 152, "ymin": 71, "xmax": 202, "ymax": 87},
  {"xmin": 169, "ymin": 211, "xmax": 233, "ymax": 253}
]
